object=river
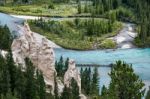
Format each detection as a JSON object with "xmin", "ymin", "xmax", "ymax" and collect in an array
[{"xmin": 0, "ymin": 12, "xmax": 150, "ymax": 91}]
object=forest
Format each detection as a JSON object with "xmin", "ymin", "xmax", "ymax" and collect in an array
[
  {"xmin": 0, "ymin": 26, "xmax": 150, "ymax": 99},
  {"xmin": 0, "ymin": 0, "xmax": 150, "ymax": 99},
  {"xmin": 29, "ymin": 18, "xmax": 121, "ymax": 49}
]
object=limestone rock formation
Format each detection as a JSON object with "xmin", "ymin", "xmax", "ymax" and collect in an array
[
  {"xmin": 64, "ymin": 59, "xmax": 87, "ymax": 99},
  {"xmin": 12, "ymin": 22, "xmax": 56, "ymax": 93},
  {"xmin": 11, "ymin": 22, "xmax": 86, "ymax": 98}
]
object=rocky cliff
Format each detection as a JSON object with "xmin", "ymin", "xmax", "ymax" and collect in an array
[
  {"xmin": 64, "ymin": 59, "xmax": 87, "ymax": 99},
  {"xmin": 12, "ymin": 22, "xmax": 56, "ymax": 93},
  {"xmin": 11, "ymin": 22, "xmax": 86, "ymax": 98}
]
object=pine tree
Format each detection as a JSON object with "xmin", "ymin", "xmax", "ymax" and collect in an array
[
  {"xmin": 0, "ymin": 25, "xmax": 12, "ymax": 50},
  {"xmin": 6, "ymin": 50, "xmax": 17, "ymax": 94},
  {"xmin": 91, "ymin": 67, "xmax": 99, "ymax": 96},
  {"xmin": 61, "ymin": 85, "xmax": 70, "ymax": 99},
  {"xmin": 101, "ymin": 85, "xmax": 109, "ymax": 99},
  {"xmin": 108, "ymin": 60, "xmax": 145, "ymax": 99},
  {"xmin": 25, "ymin": 58, "xmax": 37, "ymax": 99},
  {"xmin": 36, "ymin": 70, "xmax": 46, "ymax": 99},
  {"xmin": 15, "ymin": 65, "xmax": 26, "ymax": 99},
  {"xmin": 0, "ymin": 54, "xmax": 10, "ymax": 95},
  {"xmin": 64, "ymin": 57, "xmax": 69, "ymax": 72},
  {"xmin": 70, "ymin": 78, "xmax": 80, "ymax": 99},
  {"xmin": 54, "ymin": 73, "xmax": 59, "ymax": 99}
]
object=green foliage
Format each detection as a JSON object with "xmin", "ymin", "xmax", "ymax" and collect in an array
[
  {"xmin": 91, "ymin": 67, "xmax": 99, "ymax": 96},
  {"xmin": 29, "ymin": 18, "xmax": 121, "ymax": 50},
  {"xmin": 0, "ymin": 54, "xmax": 10, "ymax": 95},
  {"xmin": 80, "ymin": 67, "xmax": 99, "ymax": 97},
  {"xmin": 61, "ymin": 85, "xmax": 70, "ymax": 99},
  {"xmin": 0, "ymin": 25, "xmax": 12, "ymax": 50},
  {"xmin": 61, "ymin": 78, "xmax": 80, "ymax": 99},
  {"xmin": 1, "ymin": 91, "xmax": 18, "ymax": 99},
  {"xmin": 55, "ymin": 56, "xmax": 69, "ymax": 77},
  {"xmin": 54, "ymin": 73, "xmax": 59, "ymax": 99},
  {"xmin": 36, "ymin": 70, "xmax": 46, "ymax": 99},
  {"xmin": 99, "ymin": 39, "xmax": 116, "ymax": 49},
  {"xmin": 25, "ymin": 58, "xmax": 37, "ymax": 99},
  {"xmin": 106, "ymin": 60, "xmax": 145, "ymax": 99},
  {"xmin": 6, "ymin": 50, "xmax": 17, "ymax": 94},
  {"xmin": 81, "ymin": 68, "xmax": 91, "ymax": 95},
  {"xmin": 0, "ymin": 50, "xmax": 46, "ymax": 99},
  {"xmin": 70, "ymin": 78, "xmax": 80, "ymax": 99}
]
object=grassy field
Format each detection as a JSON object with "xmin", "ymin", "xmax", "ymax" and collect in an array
[
  {"xmin": 0, "ymin": 4, "xmax": 78, "ymax": 17},
  {"xmin": 28, "ymin": 19, "xmax": 123, "ymax": 50}
]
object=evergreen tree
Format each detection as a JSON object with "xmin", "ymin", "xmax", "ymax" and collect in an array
[
  {"xmin": 70, "ymin": 78, "xmax": 80, "ymax": 99},
  {"xmin": 0, "ymin": 25, "xmax": 12, "ymax": 50},
  {"xmin": 24, "ymin": 58, "xmax": 37, "ymax": 99},
  {"xmin": 61, "ymin": 85, "xmax": 70, "ymax": 99},
  {"xmin": 6, "ymin": 50, "xmax": 17, "ymax": 94},
  {"xmin": 108, "ymin": 60, "xmax": 145, "ymax": 99},
  {"xmin": 101, "ymin": 85, "xmax": 109, "ymax": 99},
  {"xmin": 36, "ymin": 70, "xmax": 46, "ymax": 99},
  {"xmin": 15, "ymin": 65, "xmax": 26, "ymax": 99},
  {"xmin": 1, "ymin": 91, "xmax": 18, "ymax": 99},
  {"xmin": 54, "ymin": 73, "xmax": 59, "ymax": 99},
  {"xmin": 91, "ymin": 67, "xmax": 99, "ymax": 95},
  {"xmin": 0, "ymin": 54, "xmax": 10, "ymax": 95}
]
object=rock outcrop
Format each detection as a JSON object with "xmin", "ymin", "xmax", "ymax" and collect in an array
[
  {"xmin": 11, "ymin": 22, "xmax": 86, "ymax": 98},
  {"xmin": 12, "ymin": 22, "xmax": 56, "ymax": 93},
  {"xmin": 64, "ymin": 59, "xmax": 87, "ymax": 99}
]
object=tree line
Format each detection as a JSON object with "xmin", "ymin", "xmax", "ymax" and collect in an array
[
  {"xmin": 0, "ymin": 50, "xmax": 46, "ymax": 99},
  {"xmin": 30, "ymin": 17, "xmax": 117, "ymax": 38}
]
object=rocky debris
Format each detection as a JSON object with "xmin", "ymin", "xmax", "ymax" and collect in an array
[
  {"xmin": 64, "ymin": 59, "xmax": 87, "ymax": 99},
  {"xmin": 12, "ymin": 22, "xmax": 57, "ymax": 93}
]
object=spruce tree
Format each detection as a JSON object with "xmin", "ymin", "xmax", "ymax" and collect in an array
[
  {"xmin": 61, "ymin": 85, "xmax": 70, "ymax": 99},
  {"xmin": 0, "ymin": 54, "xmax": 10, "ymax": 95},
  {"xmin": 36, "ymin": 70, "xmax": 46, "ymax": 99},
  {"xmin": 15, "ymin": 65, "xmax": 26, "ymax": 99},
  {"xmin": 70, "ymin": 78, "xmax": 80, "ymax": 99},
  {"xmin": 108, "ymin": 60, "xmax": 145, "ymax": 99},
  {"xmin": 25, "ymin": 58, "xmax": 37, "ymax": 99},
  {"xmin": 91, "ymin": 67, "xmax": 99, "ymax": 96},
  {"xmin": 6, "ymin": 50, "xmax": 17, "ymax": 94},
  {"xmin": 54, "ymin": 73, "xmax": 59, "ymax": 99}
]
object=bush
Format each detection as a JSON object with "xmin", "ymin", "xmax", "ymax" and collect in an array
[
  {"xmin": 99, "ymin": 39, "xmax": 116, "ymax": 49},
  {"xmin": 48, "ymin": 3, "xmax": 55, "ymax": 9}
]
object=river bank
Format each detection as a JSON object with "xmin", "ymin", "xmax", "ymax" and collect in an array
[
  {"xmin": 0, "ymin": 12, "xmax": 150, "ymax": 92},
  {"xmin": 11, "ymin": 14, "xmax": 137, "ymax": 49},
  {"xmin": 0, "ymin": 12, "xmax": 137, "ymax": 50}
]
